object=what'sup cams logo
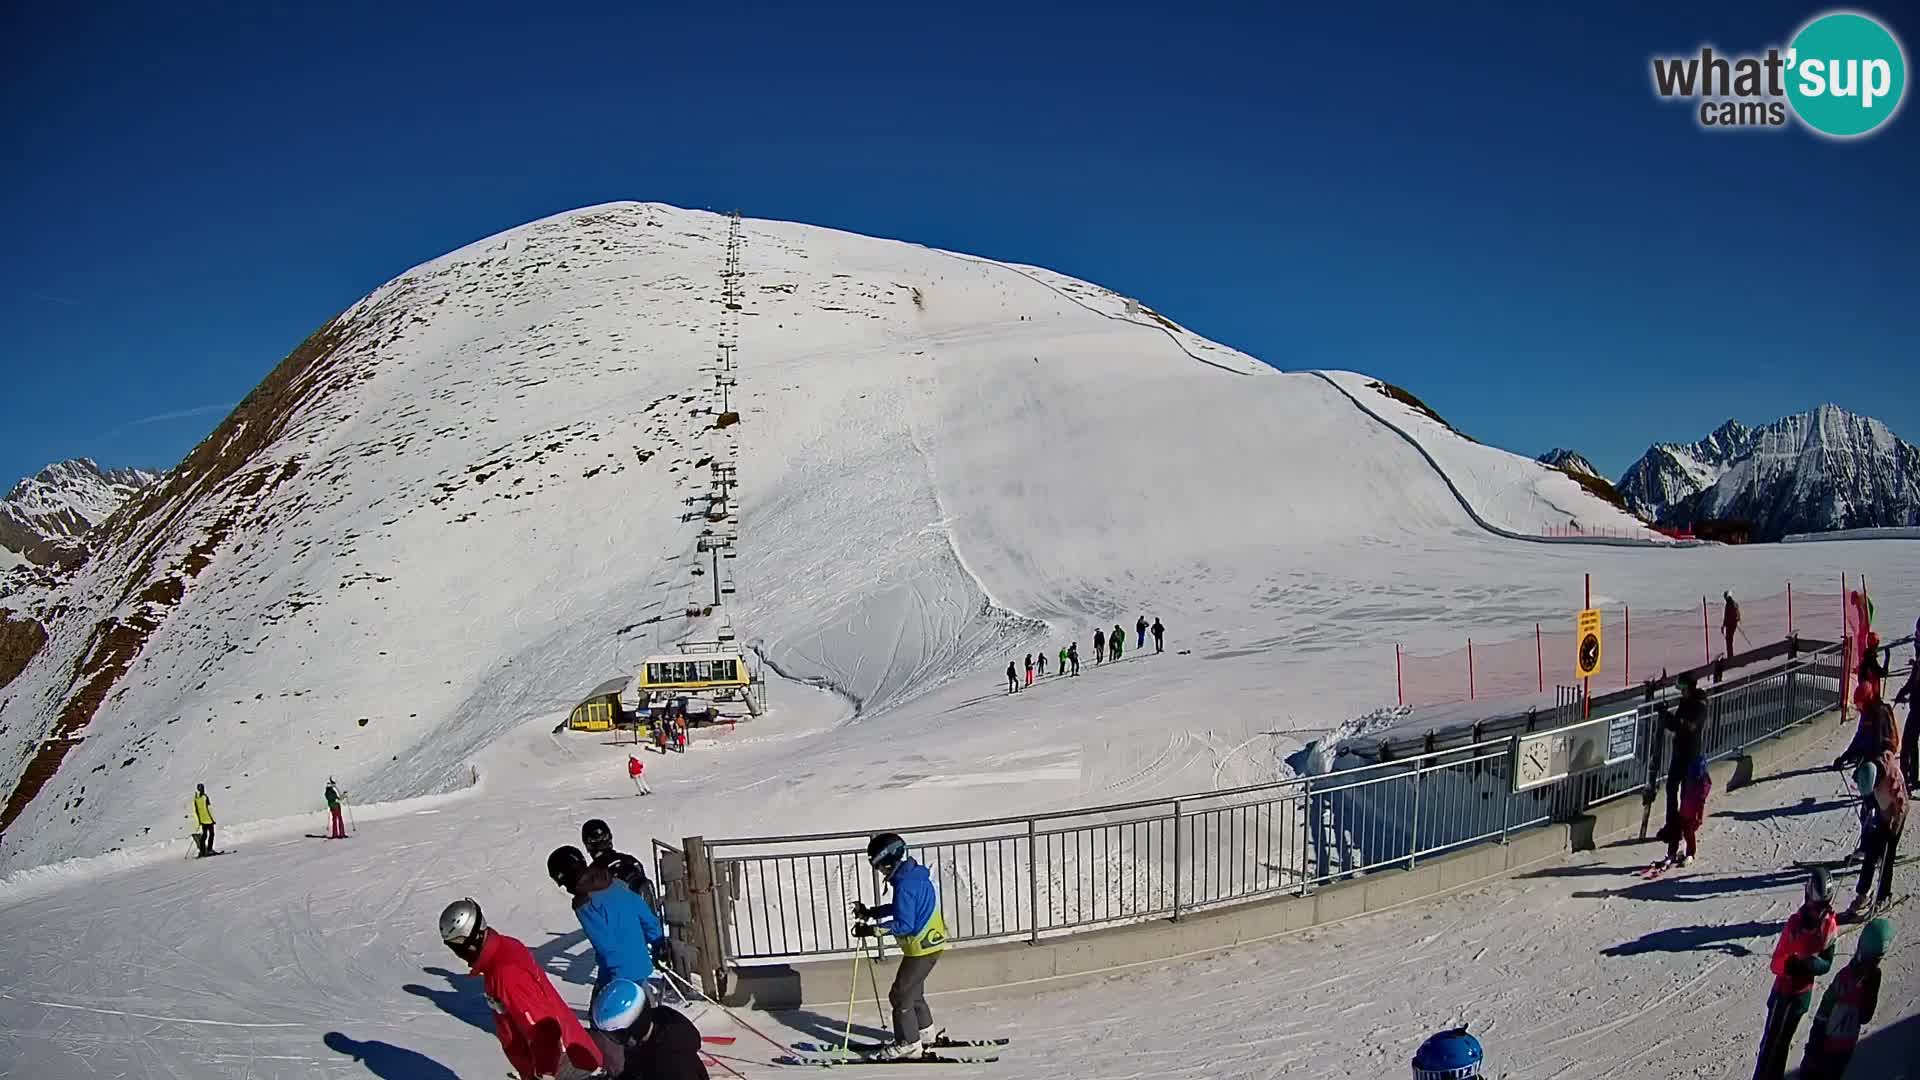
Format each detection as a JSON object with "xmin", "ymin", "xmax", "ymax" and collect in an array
[{"xmin": 1651, "ymin": 9, "xmax": 1906, "ymax": 137}]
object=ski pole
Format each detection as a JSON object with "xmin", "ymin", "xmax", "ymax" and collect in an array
[
  {"xmin": 843, "ymin": 935, "xmax": 862, "ymax": 1054},
  {"xmin": 657, "ymin": 964, "xmax": 791, "ymax": 1058},
  {"xmin": 862, "ymin": 935, "xmax": 888, "ymax": 1036},
  {"xmin": 345, "ymin": 795, "xmax": 357, "ymax": 834}
]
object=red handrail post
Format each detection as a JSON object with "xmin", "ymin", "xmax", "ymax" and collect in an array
[
  {"xmin": 1536, "ymin": 623, "xmax": 1543, "ymax": 692},
  {"xmin": 1468, "ymin": 638, "xmax": 1475, "ymax": 701},
  {"xmin": 1787, "ymin": 581, "xmax": 1794, "ymax": 636},
  {"xmin": 1624, "ymin": 605, "xmax": 1631, "ymax": 687}
]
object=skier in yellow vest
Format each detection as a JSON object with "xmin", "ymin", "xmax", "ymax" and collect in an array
[
  {"xmin": 191, "ymin": 783, "xmax": 216, "ymax": 856},
  {"xmin": 851, "ymin": 832, "xmax": 947, "ymax": 1061}
]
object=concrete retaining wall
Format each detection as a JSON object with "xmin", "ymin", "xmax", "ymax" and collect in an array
[{"xmin": 723, "ymin": 710, "xmax": 1842, "ymax": 1010}]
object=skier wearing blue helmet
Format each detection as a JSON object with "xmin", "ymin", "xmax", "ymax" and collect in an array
[
  {"xmin": 1412, "ymin": 1026, "xmax": 1484, "ymax": 1079},
  {"xmin": 591, "ymin": 978, "xmax": 708, "ymax": 1080}
]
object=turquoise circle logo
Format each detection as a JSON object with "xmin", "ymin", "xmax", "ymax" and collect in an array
[{"xmin": 1786, "ymin": 11, "xmax": 1907, "ymax": 137}]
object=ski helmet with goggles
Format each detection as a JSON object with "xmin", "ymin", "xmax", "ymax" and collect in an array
[
  {"xmin": 1411, "ymin": 1026, "xmax": 1483, "ymax": 1079},
  {"xmin": 1804, "ymin": 867, "xmax": 1834, "ymax": 909},
  {"xmin": 548, "ymin": 845, "xmax": 590, "ymax": 891},
  {"xmin": 438, "ymin": 898, "xmax": 487, "ymax": 954},
  {"xmin": 582, "ymin": 818, "xmax": 614, "ymax": 856},
  {"xmin": 867, "ymin": 832, "xmax": 908, "ymax": 872}
]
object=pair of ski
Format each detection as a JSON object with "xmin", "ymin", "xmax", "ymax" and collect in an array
[
  {"xmin": 784, "ymin": 1035, "xmax": 1007, "ymax": 1067},
  {"xmin": 1637, "ymin": 857, "xmax": 1692, "ymax": 880}
]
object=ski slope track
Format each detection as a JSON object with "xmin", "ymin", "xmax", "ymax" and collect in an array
[{"xmin": 0, "ymin": 201, "xmax": 1918, "ymax": 1077}]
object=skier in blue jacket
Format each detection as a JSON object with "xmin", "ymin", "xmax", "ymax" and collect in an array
[
  {"xmin": 850, "ymin": 833, "xmax": 947, "ymax": 1061},
  {"xmin": 549, "ymin": 845, "xmax": 667, "ymax": 997}
]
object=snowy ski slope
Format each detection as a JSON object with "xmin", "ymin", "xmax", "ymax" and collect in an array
[
  {"xmin": 0, "ymin": 201, "xmax": 1702, "ymax": 873},
  {"xmin": 2, "ymin": 201, "xmax": 1919, "ymax": 1077}
]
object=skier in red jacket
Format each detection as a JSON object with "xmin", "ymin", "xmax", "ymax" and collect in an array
[
  {"xmin": 1753, "ymin": 870, "xmax": 1839, "ymax": 1080},
  {"xmin": 439, "ymin": 898, "xmax": 603, "ymax": 1080}
]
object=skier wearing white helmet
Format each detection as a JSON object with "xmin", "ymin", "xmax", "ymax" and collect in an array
[{"xmin": 438, "ymin": 898, "xmax": 603, "ymax": 1079}]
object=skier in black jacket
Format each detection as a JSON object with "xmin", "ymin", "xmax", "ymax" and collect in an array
[
  {"xmin": 582, "ymin": 819, "xmax": 660, "ymax": 912},
  {"xmin": 592, "ymin": 978, "xmax": 710, "ymax": 1080},
  {"xmin": 1659, "ymin": 673, "xmax": 1708, "ymax": 830}
]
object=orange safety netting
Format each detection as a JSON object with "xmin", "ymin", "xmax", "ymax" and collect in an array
[{"xmin": 1397, "ymin": 584, "xmax": 1846, "ymax": 707}]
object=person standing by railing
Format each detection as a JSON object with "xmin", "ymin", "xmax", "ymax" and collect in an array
[
  {"xmin": 1302, "ymin": 739, "xmax": 1353, "ymax": 882},
  {"xmin": 1657, "ymin": 673, "xmax": 1707, "ymax": 835},
  {"xmin": 851, "ymin": 832, "xmax": 947, "ymax": 1061}
]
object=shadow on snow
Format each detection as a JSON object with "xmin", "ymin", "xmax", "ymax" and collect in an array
[{"xmin": 323, "ymin": 1031, "xmax": 459, "ymax": 1080}]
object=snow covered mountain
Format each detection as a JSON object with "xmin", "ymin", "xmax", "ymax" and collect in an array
[
  {"xmin": 0, "ymin": 202, "xmax": 1661, "ymax": 871},
  {"xmin": 1618, "ymin": 408, "xmax": 1920, "ymax": 540},
  {"xmin": 0, "ymin": 458, "xmax": 162, "ymax": 568},
  {"xmin": 1616, "ymin": 420, "xmax": 1758, "ymax": 520},
  {"xmin": 1536, "ymin": 448, "xmax": 1600, "ymax": 479}
]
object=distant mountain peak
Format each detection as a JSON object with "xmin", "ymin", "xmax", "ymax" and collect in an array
[
  {"xmin": 1616, "ymin": 406, "xmax": 1920, "ymax": 540},
  {"xmin": 1537, "ymin": 448, "xmax": 1600, "ymax": 478},
  {"xmin": 0, "ymin": 458, "xmax": 164, "ymax": 568}
]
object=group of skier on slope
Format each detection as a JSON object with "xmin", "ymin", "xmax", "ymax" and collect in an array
[
  {"xmin": 437, "ymin": 817, "xmax": 708, "ymax": 1080},
  {"xmin": 186, "ymin": 777, "xmax": 349, "ymax": 855},
  {"xmin": 1008, "ymin": 614, "xmax": 1165, "ymax": 693}
]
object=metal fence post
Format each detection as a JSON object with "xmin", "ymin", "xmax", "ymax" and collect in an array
[
  {"xmin": 1408, "ymin": 766, "xmax": 1422, "ymax": 869},
  {"xmin": 1026, "ymin": 817, "xmax": 1040, "ymax": 945},
  {"xmin": 1171, "ymin": 800, "xmax": 1184, "ymax": 922},
  {"xmin": 683, "ymin": 835, "xmax": 728, "ymax": 1000}
]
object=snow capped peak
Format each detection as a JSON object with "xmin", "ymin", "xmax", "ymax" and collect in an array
[
  {"xmin": 0, "ymin": 457, "xmax": 163, "ymax": 567},
  {"xmin": 1536, "ymin": 448, "xmax": 1600, "ymax": 478},
  {"xmin": 1618, "ymin": 406, "xmax": 1920, "ymax": 539}
]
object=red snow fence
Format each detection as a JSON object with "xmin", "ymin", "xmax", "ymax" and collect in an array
[{"xmin": 1397, "ymin": 583, "xmax": 1842, "ymax": 708}]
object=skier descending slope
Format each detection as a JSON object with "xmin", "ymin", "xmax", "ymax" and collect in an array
[
  {"xmin": 591, "ymin": 978, "xmax": 709, "ymax": 1080},
  {"xmin": 1006, "ymin": 661, "xmax": 1019, "ymax": 694},
  {"xmin": 191, "ymin": 784, "xmax": 217, "ymax": 857},
  {"xmin": 850, "ymin": 832, "xmax": 948, "ymax": 1061},
  {"xmin": 438, "ymin": 898, "xmax": 604, "ymax": 1080},
  {"xmin": 1410, "ymin": 1025, "xmax": 1483, "ymax": 1078},
  {"xmin": 1754, "ymin": 869, "xmax": 1840, "ymax": 1080}
]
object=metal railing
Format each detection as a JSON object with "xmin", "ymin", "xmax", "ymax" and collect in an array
[{"xmin": 694, "ymin": 642, "xmax": 1850, "ymax": 963}]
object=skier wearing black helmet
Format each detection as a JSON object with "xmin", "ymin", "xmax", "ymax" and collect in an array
[
  {"xmin": 548, "ymin": 844, "xmax": 667, "ymax": 1009},
  {"xmin": 849, "ymin": 832, "xmax": 946, "ymax": 1061},
  {"xmin": 582, "ymin": 818, "xmax": 661, "ymax": 913}
]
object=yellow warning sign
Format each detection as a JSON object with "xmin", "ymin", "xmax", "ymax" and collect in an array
[{"xmin": 1575, "ymin": 608, "xmax": 1603, "ymax": 679}]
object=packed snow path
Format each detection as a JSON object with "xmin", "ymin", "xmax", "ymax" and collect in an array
[{"xmin": 0, "ymin": 720, "xmax": 1910, "ymax": 1078}]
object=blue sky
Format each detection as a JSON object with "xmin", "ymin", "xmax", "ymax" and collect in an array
[{"xmin": 2, "ymin": 2, "xmax": 1914, "ymax": 486}]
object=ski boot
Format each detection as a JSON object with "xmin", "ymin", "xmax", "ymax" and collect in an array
[{"xmin": 864, "ymin": 1039, "xmax": 925, "ymax": 1061}]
